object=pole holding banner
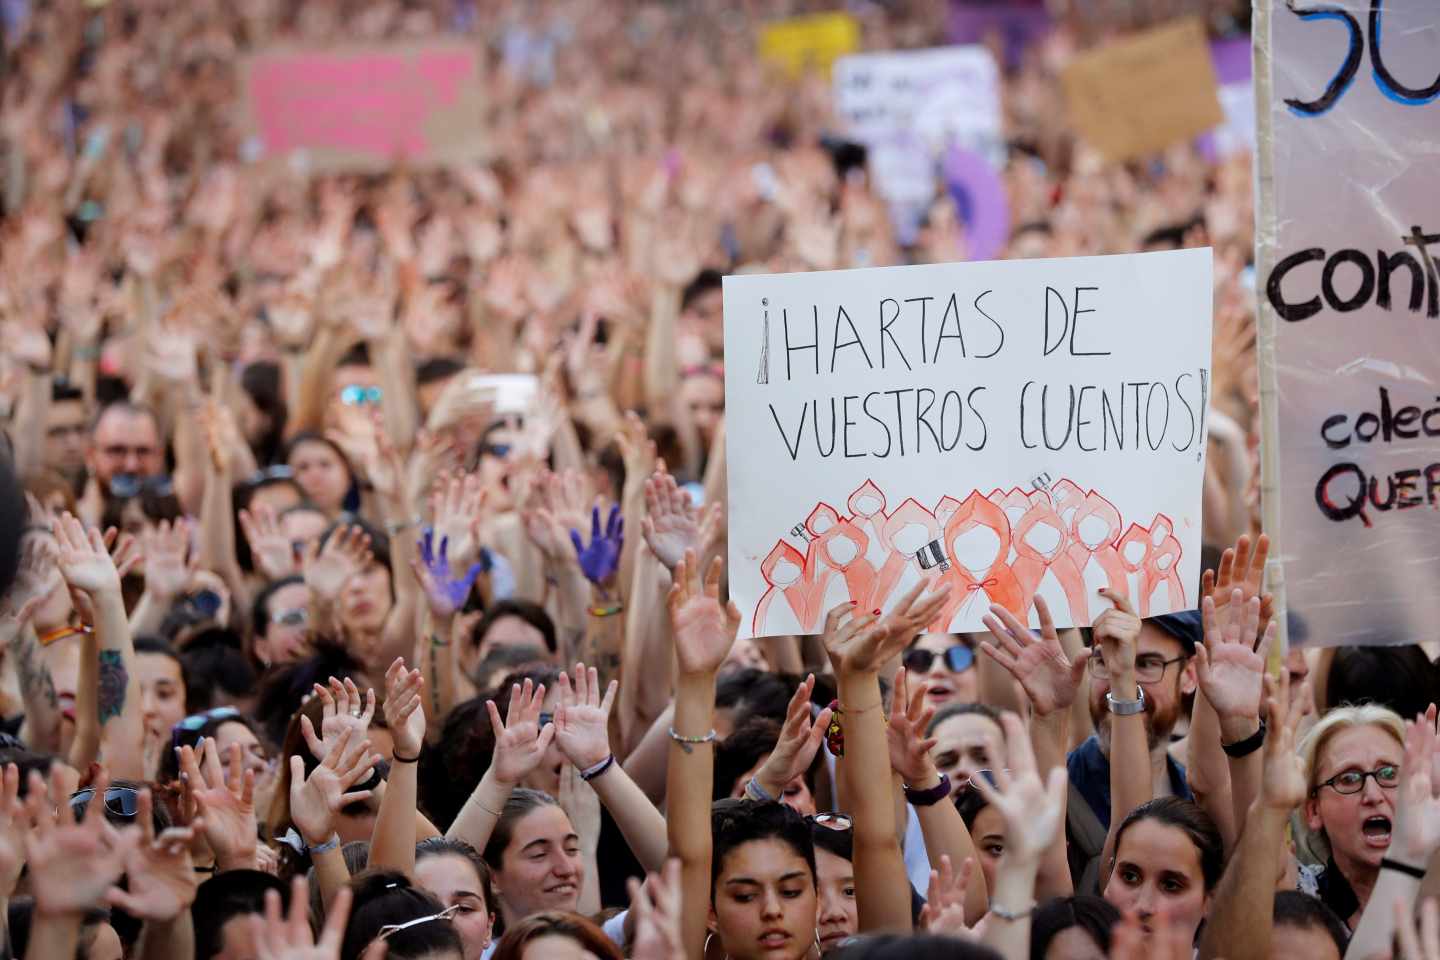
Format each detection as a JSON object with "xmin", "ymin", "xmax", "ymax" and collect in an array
[{"xmin": 1251, "ymin": 0, "xmax": 1288, "ymax": 659}]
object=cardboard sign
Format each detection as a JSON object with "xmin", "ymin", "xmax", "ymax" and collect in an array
[
  {"xmin": 1060, "ymin": 18, "xmax": 1224, "ymax": 162},
  {"xmin": 724, "ymin": 249, "xmax": 1213, "ymax": 639},
  {"xmin": 240, "ymin": 41, "xmax": 484, "ymax": 173},
  {"xmin": 759, "ymin": 12, "xmax": 860, "ymax": 77},
  {"xmin": 1258, "ymin": 0, "xmax": 1440, "ymax": 646},
  {"xmin": 834, "ymin": 46, "xmax": 1005, "ymax": 252}
]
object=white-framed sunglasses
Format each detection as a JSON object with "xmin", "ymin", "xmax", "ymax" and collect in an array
[{"xmin": 377, "ymin": 904, "xmax": 461, "ymax": 941}]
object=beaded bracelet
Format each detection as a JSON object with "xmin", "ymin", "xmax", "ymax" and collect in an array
[
  {"xmin": 668, "ymin": 727, "xmax": 717, "ymax": 754},
  {"xmin": 588, "ymin": 603, "xmax": 624, "ymax": 617}
]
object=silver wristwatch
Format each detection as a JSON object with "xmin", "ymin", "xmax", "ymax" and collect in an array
[{"xmin": 1106, "ymin": 687, "xmax": 1146, "ymax": 716}]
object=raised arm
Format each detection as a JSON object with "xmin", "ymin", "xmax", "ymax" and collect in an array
[
  {"xmin": 980, "ymin": 595, "xmax": 1091, "ymax": 900},
  {"xmin": 54, "ymin": 514, "xmax": 144, "ymax": 780},
  {"xmin": 884, "ymin": 667, "xmax": 989, "ymax": 922},
  {"xmin": 409, "ymin": 529, "xmax": 484, "ymax": 733},
  {"xmin": 289, "ymin": 725, "xmax": 384, "ymax": 908},
  {"xmin": 974, "ymin": 714, "xmax": 1068, "ymax": 960},
  {"xmin": 370, "ymin": 658, "xmax": 428, "ymax": 874},
  {"xmin": 824, "ymin": 583, "xmax": 947, "ymax": 934},
  {"xmin": 1093, "ymin": 589, "xmax": 1149, "ymax": 878},
  {"xmin": 1198, "ymin": 671, "xmax": 1310, "ymax": 960},
  {"xmin": 570, "ymin": 503, "xmax": 626, "ymax": 687},
  {"xmin": 1, "ymin": 537, "xmax": 64, "ymax": 752},
  {"xmin": 665, "ymin": 550, "xmax": 735, "ymax": 959},
  {"xmin": 554, "ymin": 663, "xmax": 669, "ymax": 871},
  {"xmin": 446, "ymin": 678, "xmax": 555, "ymax": 853},
  {"xmin": 1194, "ymin": 590, "xmax": 1273, "ymax": 854}
]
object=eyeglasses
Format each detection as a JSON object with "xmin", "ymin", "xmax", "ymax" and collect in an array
[
  {"xmin": 1087, "ymin": 653, "xmax": 1187, "ymax": 685},
  {"xmin": 340, "ymin": 385, "xmax": 383, "ymax": 406},
  {"xmin": 808, "ymin": 812, "xmax": 852, "ymax": 831},
  {"xmin": 69, "ymin": 785, "xmax": 140, "ymax": 820},
  {"xmin": 377, "ymin": 904, "xmax": 460, "ymax": 941},
  {"xmin": 1312, "ymin": 764, "xmax": 1400, "ymax": 796},
  {"xmin": 108, "ymin": 473, "xmax": 173, "ymax": 498},
  {"xmin": 901, "ymin": 645, "xmax": 975, "ymax": 675},
  {"xmin": 270, "ymin": 607, "xmax": 308, "ymax": 627}
]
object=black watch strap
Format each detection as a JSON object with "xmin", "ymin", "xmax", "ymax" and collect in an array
[{"xmin": 1221, "ymin": 718, "xmax": 1267, "ymax": 758}]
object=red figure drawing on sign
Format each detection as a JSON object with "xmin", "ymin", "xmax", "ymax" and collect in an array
[{"xmin": 932, "ymin": 491, "xmax": 1024, "ymax": 630}]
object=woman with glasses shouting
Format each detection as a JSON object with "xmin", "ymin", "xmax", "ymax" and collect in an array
[{"xmin": 1294, "ymin": 704, "xmax": 1406, "ymax": 929}]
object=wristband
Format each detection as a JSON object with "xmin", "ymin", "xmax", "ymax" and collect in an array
[
  {"xmin": 1381, "ymin": 857, "xmax": 1427, "ymax": 880},
  {"xmin": 307, "ymin": 833, "xmax": 341, "ymax": 856},
  {"xmin": 1105, "ymin": 687, "xmax": 1146, "ymax": 716},
  {"xmin": 587, "ymin": 603, "xmax": 624, "ymax": 617},
  {"xmin": 1221, "ymin": 718, "xmax": 1267, "ymax": 758},
  {"xmin": 988, "ymin": 901, "xmax": 1036, "ymax": 921},
  {"xmin": 580, "ymin": 754, "xmax": 615, "ymax": 781},
  {"xmin": 392, "ymin": 750, "xmax": 420, "ymax": 764},
  {"xmin": 745, "ymin": 777, "xmax": 775, "ymax": 802},
  {"xmin": 903, "ymin": 774, "xmax": 952, "ymax": 808}
]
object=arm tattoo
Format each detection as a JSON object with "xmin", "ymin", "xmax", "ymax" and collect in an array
[
  {"xmin": 428, "ymin": 636, "xmax": 442, "ymax": 718},
  {"xmin": 97, "ymin": 650, "xmax": 128, "ymax": 724},
  {"xmin": 12, "ymin": 631, "xmax": 58, "ymax": 710}
]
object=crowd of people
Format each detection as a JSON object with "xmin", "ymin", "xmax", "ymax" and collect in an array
[{"xmin": 0, "ymin": 0, "xmax": 1437, "ymax": 959}]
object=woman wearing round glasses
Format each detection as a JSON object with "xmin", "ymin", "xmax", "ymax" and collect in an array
[{"xmin": 1294, "ymin": 704, "xmax": 1405, "ymax": 928}]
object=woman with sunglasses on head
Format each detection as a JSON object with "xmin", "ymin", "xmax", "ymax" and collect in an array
[
  {"xmin": 342, "ymin": 869, "xmax": 465, "ymax": 960},
  {"xmin": 1293, "ymin": 703, "xmax": 1406, "ymax": 928}
]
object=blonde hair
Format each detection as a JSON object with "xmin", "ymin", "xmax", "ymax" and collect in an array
[{"xmin": 1292, "ymin": 703, "xmax": 1405, "ymax": 864}]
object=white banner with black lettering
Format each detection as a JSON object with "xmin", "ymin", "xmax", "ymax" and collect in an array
[{"xmin": 723, "ymin": 250, "xmax": 1212, "ymax": 640}]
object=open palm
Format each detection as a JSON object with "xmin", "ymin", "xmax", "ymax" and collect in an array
[
  {"xmin": 554, "ymin": 664, "xmax": 617, "ymax": 771},
  {"xmin": 980, "ymin": 596, "xmax": 1088, "ymax": 717},
  {"xmin": 1196, "ymin": 590, "xmax": 1270, "ymax": 723},
  {"xmin": 668, "ymin": 551, "xmax": 733, "ymax": 676}
]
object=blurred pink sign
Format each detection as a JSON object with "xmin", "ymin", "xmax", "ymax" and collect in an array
[{"xmin": 241, "ymin": 41, "xmax": 484, "ymax": 172}]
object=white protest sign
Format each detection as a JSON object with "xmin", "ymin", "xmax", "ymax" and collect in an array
[
  {"xmin": 834, "ymin": 47, "xmax": 1003, "ymax": 248},
  {"xmin": 1257, "ymin": 1, "xmax": 1440, "ymax": 646},
  {"xmin": 724, "ymin": 249, "xmax": 1213, "ymax": 640}
]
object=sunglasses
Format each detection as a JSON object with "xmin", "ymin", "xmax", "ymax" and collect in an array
[
  {"xmin": 186, "ymin": 589, "xmax": 223, "ymax": 619},
  {"xmin": 901, "ymin": 645, "xmax": 975, "ymax": 675},
  {"xmin": 538, "ymin": 712, "xmax": 554, "ymax": 728},
  {"xmin": 171, "ymin": 705, "xmax": 242, "ymax": 752},
  {"xmin": 270, "ymin": 608, "xmax": 308, "ymax": 627},
  {"xmin": 340, "ymin": 385, "xmax": 383, "ymax": 406},
  {"xmin": 808, "ymin": 812, "xmax": 852, "ymax": 831},
  {"xmin": 480, "ymin": 442, "xmax": 512, "ymax": 459},
  {"xmin": 108, "ymin": 474, "xmax": 174, "ymax": 499},
  {"xmin": 377, "ymin": 904, "xmax": 460, "ymax": 941},
  {"xmin": 245, "ymin": 465, "xmax": 295, "ymax": 487},
  {"xmin": 70, "ymin": 785, "xmax": 141, "ymax": 820}
]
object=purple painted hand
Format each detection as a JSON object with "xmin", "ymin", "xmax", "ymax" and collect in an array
[
  {"xmin": 570, "ymin": 505, "xmax": 623, "ymax": 586},
  {"xmin": 413, "ymin": 527, "xmax": 484, "ymax": 617}
]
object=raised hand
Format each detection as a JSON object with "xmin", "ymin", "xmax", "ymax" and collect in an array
[
  {"xmin": 522, "ymin": 470, "xmax": 589, "ymax": 566},
  {"xmin": 139, "ymin": 518, "xmax": 195, "ymax": 601},
  {"xmin": 428, "ymin": 471, "xmax": 488, "ymax": 570},
  {"xmin": 918, "ymin": 855, "xmax": 977, "ymax": 937},
  {"xmin": 641, "ymin": 467, "xmax": 698, "ymax": 572},
  {"xmin": 980, "ymin": 595, "xmax": 1089, "ymax": 717},
  {"xmin": 570, "ymin": 503, "xmax": 623, "ymax": 586},
  {"xmin": 301, "ymin": 677, "xmax": 376, "ymax": 763},
  {"xmin": 554, "ymin": 663, "xmax": 618, "ymax": 771},
  {"xmin": 408, "ymin": 528, "xmax": 483, "ymax": 619},
  {"xmin": 0, "ymin": 764, "xmax": 29, "ymax": 896},
  {"xmin": 240, "ymin": 502, "xmax": 299, "ymax": 580},
  {"xmin": 1, "ymin": 535, "xmax": 59, "ymax": 624},
  {"xmin": 667, "ymin": 550, "xmax": 734, "ymax": 677},
  {"xmin": 383, "ymin": 658, "xmax": 426, "ymax": 760},
  {"xmin": 107, "ymin": 788, "xmax": 201, "ymax": 920},
  {"xmin": 1091, "ymin": 588, "xmax": 1141, "ymax": 685},
  {"xmin": 1202, "ymin": 532, "xmax": 1274, "ymax": 631},
  {"xmin": 972, "ymin": 713, "xmax": 1067, "ymax": 864},
  {"xmin": 486, "ymin": 678, "xmax": 556, "ymax": 786},
  {"xmin": 302, "ymin": 526, "xmax": 372, "ymax": 601},
  {"xmin": 53, "ymin": 512, "xmax": 122, "ymax": 597},
  {"xmin": 1260, "ymin": 671, "xmax": 1310, "ymax": 812},
  {"xmin": 1195, "ymin": 589, "xmax": 1273, "ymax": 741},
  {"xmin": 755, "ymin": 674, "xmax": 833, "ymax": 798},
  {"xmin": 885, "ymin": 668, "xmax": 938, "ymax": 786},
  {"xmin": 629, "ymin": 860, "xmax": 686, "ymax": 960},
  {"xmin": 1396, "ymin": 897, "xmax": 1440, "ymax": 960},
  {"xmin": 248, "ymin": 877, "xmax": 355, "ymax": 960},
  {"xmin": 823, "ymin": 582, "xmax": 946, "ymax": 676},
  {"xmin": 23, "ymin": 769, "xmax": 140, "ymax": 916},
  {"xmin": 289, "ymin": 726, "xmax": 382, "ymax": 847},
  {"xmin": 1392, "ymin": 704, "xmax": 1440, "ymax": 870},
  {"xmin": 180, "ymin": 740, "xmax": 258, "ymax": 871}
]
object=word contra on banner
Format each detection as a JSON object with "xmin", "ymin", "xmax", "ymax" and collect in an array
[{"xmin": 724, "ymin": 249, "xmax": 1213, "ymax": 640}]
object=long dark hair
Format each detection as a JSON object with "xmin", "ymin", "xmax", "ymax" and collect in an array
[{"xmin": 1112, "ymin": 797, "xmax": 1225, "ymax": 891}]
